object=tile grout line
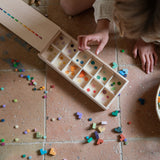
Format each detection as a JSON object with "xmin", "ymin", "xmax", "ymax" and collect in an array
[
  {"xmin": 43, "ymin": 64, "xmax": 47, "ymax": 160},
  {"xmin": 113, "ymin": 22, "xmax": 123, "ymax": 160},
  {"xmin": 3, "ymin": 136, "xmax": 160, "ymax": 146}
]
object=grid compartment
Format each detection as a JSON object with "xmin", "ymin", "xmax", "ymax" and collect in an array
[
  {"xmin": 53, "ymin": 33, "xmax": 70, "ymax": 50},
  {"xmin": 63, "ymin": 61, "xmax": 81, "ymax": 79},
  {"xmin": 73, "ymin": 70, "xmax": 91, "ymax": 88},
  {"xmin": 106, "ymin": 75, "xmax": 124, "ymax": 94},
  {"xmin": 95, "ymin": 67, "xmax": 113, "ymax": 85},
  {"xmin": 63, "ymin": 41, "xmax": 78, "ymax": 58},
  {"xmin": 84, "ymin": 58, "xmax": 102, "ymax": 75},
  {"xmin": 85, "ymin": 79, "xmax": 103, "ymax": 98},
  {"xmin": 52, "ymin": 53, "xmax": 70, "ymax": 70},
  {"xmin": 41, "ymin": 45, "xmax": 59, "ymax": 62},
  {"xmin": 73, "ymin": 51, "xmax": 91, "ymax": 67},
  {"xmin": 96, "ymin": 88, "xmax": 114, "ymax": 106}
]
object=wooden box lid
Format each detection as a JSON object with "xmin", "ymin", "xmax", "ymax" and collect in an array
[{"xmin": 0, "ymin": 0, "xmax": 60, "ymax": 52}]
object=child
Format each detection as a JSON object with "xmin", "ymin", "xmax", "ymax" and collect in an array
[{"xmin": 60, "ymin": 0, "xmax": 159, "ymax": 74}]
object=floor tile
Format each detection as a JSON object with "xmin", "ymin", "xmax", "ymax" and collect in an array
[
  {"xmin": 45, "ymin": 142, "xmax": 121, "ymax": 160},
  {"xmin": 0, "ymin": 144, "xmax": 43, "ymax": 160},
  {"xmin": 119, "ymin": 65, "xmax": 160, "ymax": 138},
  {"xmin": 46, "ymin": 67, "xmax": 120, "ymax": 141},
  {"xmin": 0, "ymin": 71, "xmax": 45, "ymax": 142},
  {"xmin": 123, "ymin": 139, "xmax": 160, "ymax": 160},
  {"xmin": 116, "ymin": 35, "xmax": 140, "ymax": 65}
]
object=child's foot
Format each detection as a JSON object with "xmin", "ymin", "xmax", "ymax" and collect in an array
[{"xmin": 133, "ymin": 39, "xmax": 158, "ymax": 74}]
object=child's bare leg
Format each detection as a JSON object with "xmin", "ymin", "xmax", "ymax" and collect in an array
[{"xmin": 60, "ymin": 0, "xmax": 95, "ymax": 16}]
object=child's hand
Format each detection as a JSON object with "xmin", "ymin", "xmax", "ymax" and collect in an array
[
  {"xmin": 133, "ymin": 39, "xmax": 158, "ymax": 74},
  {"xmin": 78, "ymin": 19, "xmax": 110, "ymax": 55}
]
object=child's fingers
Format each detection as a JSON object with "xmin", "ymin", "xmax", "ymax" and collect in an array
[
  {"xmin": 149, "ymin": 54, "xmax": 154, "ymax": 72},
  {"xmin": 77, "ymin": 36, "xmax": 83, "ymax": 50},
  {"xmin": 145, "ymin": 54, "xmax": 150, "ymax": 74},
  {"xmin": 96, "ymin": 39, "xmax": 107, "ymax": 55},
  {"xmin": 133, "ymin": 46, "xmax": 138, "ymax": 58},
  {"xmin": 77, "ymin": 35, "xmax": 90, "ymax": 51},
  {"xmin": 83, "ymin": 36, "xmax": 91, "ymax": 50},
  {"xmin": 139, "ymin": 52, "xmax": 146, "ymax": 72},
  {"xmin": 153, "ymin": 51, "xmax": 158, "ymax": 65}
]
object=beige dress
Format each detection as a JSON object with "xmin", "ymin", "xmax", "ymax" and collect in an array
[
  {"xmin": 93, "ymin": 0, "xmax": 114, "ymax": 22},
  {"xmin": 93, "ymin": 0, "xmax": 160, "ymax": 44}
]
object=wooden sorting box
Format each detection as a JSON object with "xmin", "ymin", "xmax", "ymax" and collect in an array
[{"xmin": 0, "ymin": 0, "xmax": 128, "ymax": 110}]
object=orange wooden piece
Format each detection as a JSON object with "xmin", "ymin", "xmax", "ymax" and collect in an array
[
  {"xmin": 70, "ymin": 66, "xmax": 76, "ymax": 72},
  {"xmin": 120, "ymin": 134, "xmax": 125, "ymax": 142},
  {"xmin": 49, "ymin": 148, "xmax": 56, "ymax": 156},
  {"xmin": 96, "ymin": 139, "xmax": 103, "ymax": 145},
  {"xmin": 158, "ymin": 97, "xmax": 160, "ymax": 103},
  {"xmin": 79, "ymin": 71, "xmax": 85, "ymax": 78}
]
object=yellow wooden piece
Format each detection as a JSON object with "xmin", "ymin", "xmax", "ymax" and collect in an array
[
  {"xmin": 49, "ymin": 148, "xmax": 56, "ymax": 156},
  {"xmin": 98, "ymin": 126, "xmax": 105, "ymax": 133}
]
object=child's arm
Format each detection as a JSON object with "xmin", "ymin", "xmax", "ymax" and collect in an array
[
  {"xmin": 133, "ymin": 38, "xmax": 158, "ymax": 74},
  {"xmin": 78, "ymin": 0, "xmax": 114, "ymax": 55},
  {"xmin": 78, "ymin": 19, "xmax": 110, "ymax": 55}
]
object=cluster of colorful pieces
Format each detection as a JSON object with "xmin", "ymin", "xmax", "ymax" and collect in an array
[
  {"xmin": 86, "ymin": 81, "xmax": 98, "ymax": 94},
  {"xmin": 120, "ymin": 134, "xmax": 128, "ymax": 145},
  {"xmin": 76, "ymin": 58, "xmax": 84, "ymax": 65},
  {"xmin": 110, "ymin": 81, "xmax": 121, "ymax": 91},
  {"xmin": 0, "ymin": 8, "xmax": 42, "ymax": 40},
  {"xmin": 40, "ymin": 148, "xmax": 56, "ymax": 156},
  {"xmin": 54, "ymin": 35, "xmax": 68, "ymax": 50},
  {"xmin": 118, "ymin": 69, "xmax": 128, "ymax": 77},
  {"xmin": 96, "ymin": 74, "xmax": 107, "ymax": 82},
  {"xmin": 35, "ymin": 132, "xmax": 46, "ymax": 139},
  {"xmin": 111, "ymin": 110, "xmax": 128, "ymax": 144},
  {"xmin": 66, "ymin": 43, "xmax": 77, "ymax": 55},
  {"xmin": 102, "ymin": 89, "xmax": 110, "ymax": 99},
  {"xmin": 86, "ymin": 121, "xmax": 107, "ymax": 145},
  {"xmin": 78, "ymin": 71, "xmax": 89, "ymax": 82},
  {"xmin": 21, "ymin": 154, "xmax": 32, "ymax": 159},
  {"xmin": 65, "ymin": 65, "xmax": 78, "ymax": 77},
  {"xmin": 19, "ymin": 74, "xmax": 53, "ymax": 99},
  {"xmin": 11, "ymin": 59, "xmax": 25, "ymax": 72},
  {"xmin": 158, "ymin": 93, "xmax": 160, "ymax": 107},
  {"xmin": 90, "ymin": 60, "xmax": 98, "ymax": 70},
  {"xmin": 0, "ymin": 139, "xmax": 5, "ymax": 146},
  {"xmin": 13, "ymin": 128, "xmax": 42, "ymax": 142}
]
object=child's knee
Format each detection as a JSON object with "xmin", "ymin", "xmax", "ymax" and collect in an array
[{"xmin": 60, "ymin": 0, "xmax": 76, "ymax": 16}]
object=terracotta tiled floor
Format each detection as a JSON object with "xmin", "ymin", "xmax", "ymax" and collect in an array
[{"xmin": 0, "ymin": 0, "xmax": 160, "ymax": 160}]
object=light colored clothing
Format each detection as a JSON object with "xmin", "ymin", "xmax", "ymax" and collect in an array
[
  {"xmin": 93, "ymin": 0, "xmax": 114, "ymax": 23},
  {"xmin": 93, "ymin": 0, "xmax": 160, "ymax": 44}
]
